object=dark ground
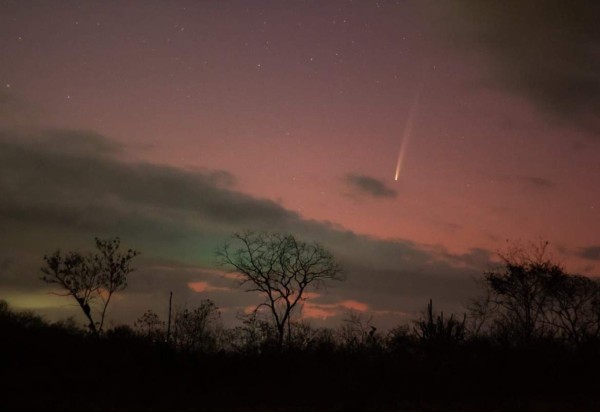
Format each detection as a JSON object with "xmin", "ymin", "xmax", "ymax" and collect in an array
[{"xmin": 2, "ymin": 310, "xmax": 600, "ymax": 411}]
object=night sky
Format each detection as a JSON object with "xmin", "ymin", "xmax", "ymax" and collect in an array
[{"xmin": 1, "ymin": 1, "xmax": 599, "ymax": 328}]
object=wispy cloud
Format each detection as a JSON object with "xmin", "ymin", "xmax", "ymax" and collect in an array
[{"xmin": 577, "ymin": 246, "xmax": 600, "ymax": 261}]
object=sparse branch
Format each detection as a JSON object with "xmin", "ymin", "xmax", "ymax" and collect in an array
[
  {"xmin": 477, "ymin": 240, "xmax": 600, "ymax": 344},
  {"xmin": 41, "ymin": 237, "xmax": 139, "ymax": 335},
  {"xmin": 218, "ymin": 231, "xmax": 341, "ymax": 348}
]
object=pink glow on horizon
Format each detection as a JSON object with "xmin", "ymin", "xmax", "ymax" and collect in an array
[
  {"xmin": 302, "ymin": 305, "xmax": 338, "ymax": 320},
  {"xmin": 187, "ymin": 281, "xmax": 231, "ymax": 293},
  {"xmin": 302, "ymin": 299, "xmax": 370, "ymax": 320},
  {"xmin": 339, "ymin": 300, "xmax": 369, "ymax": 312}
]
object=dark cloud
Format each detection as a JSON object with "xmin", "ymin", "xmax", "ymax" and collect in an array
[
  {"xmin": 344, "ymin": 174, "xmax": 397, "ymax": 199},
  {"xmin": 0, "ymin": 129, "xmax": 299, "ymax": 235},
  {"xmin": 39, "ymin": 129, "xmax": 123, "ymax": 157},
  {"xmin": 425, "ymin": 246, "xmax": 495, "ymax": 270},
  {"xmin": 577, "ymin": 246, "xmax": 600, "ymax": 261},
  {"xmin": 0, "ymin": 129, "xmax": 492, "ymax": 328},
  {"xmin": 436, "ymin": 1, "xmax": 600, "ymax": 133}
]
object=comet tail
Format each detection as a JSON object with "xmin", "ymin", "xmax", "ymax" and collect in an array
[{"xmin": 394, "ymin": 89, "xmax": 421, "ymax": 181}]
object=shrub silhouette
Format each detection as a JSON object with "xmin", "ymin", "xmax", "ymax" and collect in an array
[{"xmin": 475, "ymin": 241, "xmax": 600, "ymax": 346}]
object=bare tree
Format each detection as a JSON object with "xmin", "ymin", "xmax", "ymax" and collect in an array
[
  {"xmin": 338, "ymin": 311, "xmax": 378, "ymax": 350},
  {"xmin": 134, "ymin": 309, "xmax": 166, "ymax": 343},
  {"xmin": 483, "ymin": 241, "xmax": 565, "ymax": 342},
  {"xmin": 546, "ymin": 274, "xmax": 600, "ymax": 344},
  {"xmin": 471, "ymin": 241, "xmax": 600, "ymax": 345},
  {"xmin": 134, "ymin": 299, "xmax": 221, "ymax": 350},
  {"xmin": 226, "ymin": 312, "xmax": 278, "ymax": 353},
  {"xmin": 485, "ymin": 242, "xmax": 565, "ymax": 341},
  {"xmin": 217, "ymin": 231, "xmax": 342, "ymax": 348},
  {"xmin": 465, "ymin": 281, "xmax": 496, "ymax": 337},
  {"xmin": 172, "ymin": 300, "xmax": 221, "ymax": 352},
  {"xmin": 41, "ymin": 237, "xmax": 139, "ymax": 335}
]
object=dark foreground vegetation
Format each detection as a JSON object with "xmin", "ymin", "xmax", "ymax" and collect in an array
[
  {"xmin": 3, "ymin": 300, "xmax": 600, "ymax": 411},
  {"xmin": 3, "ymin": 237, "xmax": 600, "ymax": 411}
]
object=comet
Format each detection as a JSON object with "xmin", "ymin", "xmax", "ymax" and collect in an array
[{"xmin": 394, "ymin": 87, "xmax": 422, "ymax": 181}]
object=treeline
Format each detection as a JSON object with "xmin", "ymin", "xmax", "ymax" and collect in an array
[
  {"xmin": 2, "ymin": 297, "xmax": 600, "ymax": 411},
  {"xmin": 135, "ymin": 240, "xmax": 600, "ymax": 353},
  {"xmin": 468, "ymin": 242, "xmax": 600, "ymax": 346},
  {"xmin": 3, "ymin": 237, "xmax": 600, "ymax": 410},
  {"xmin": 36, "ymin": 234, "xmax": 600, "ymax": 351}
]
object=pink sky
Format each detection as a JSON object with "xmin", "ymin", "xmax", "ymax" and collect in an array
[{"xmin": 1, "ymin": 1, "xmax": 599, "ymax": 326}]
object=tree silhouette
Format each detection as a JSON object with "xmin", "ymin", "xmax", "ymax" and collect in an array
[
  {"xmin": 134, "ymin": 309, "xmax": 165, "ymax": 343},
  {"xmin": 465, "ymin": 280, "xmax": 495, "ymax": 337},
  {"xmin": 484, "ymin": 243, "xmax": 564, "ymax": 342},
  {"xmin": 481, "ymin": 241, "xmax": 582, "ymax": 343},
  {"xmin": 226, "ymin": 311, "xmax": 278, "ymax": 353},
  {"xmin": 172, "ymin": 300, "xmax": 221, "ymax": 352},
  {"xmin": 546, "ymin": 274, "xmax": 600, "ymax": 344},
  {"xmin": 338, "ymin": 311, "xmax": 379, "ymax": 350},
  {"xmin": 41, "ymin": 237, "xmax": 139, "ymax": 335},
  {"xmin": 218, "ymin": 231, "xmax": 341, "ymax": 348}
]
